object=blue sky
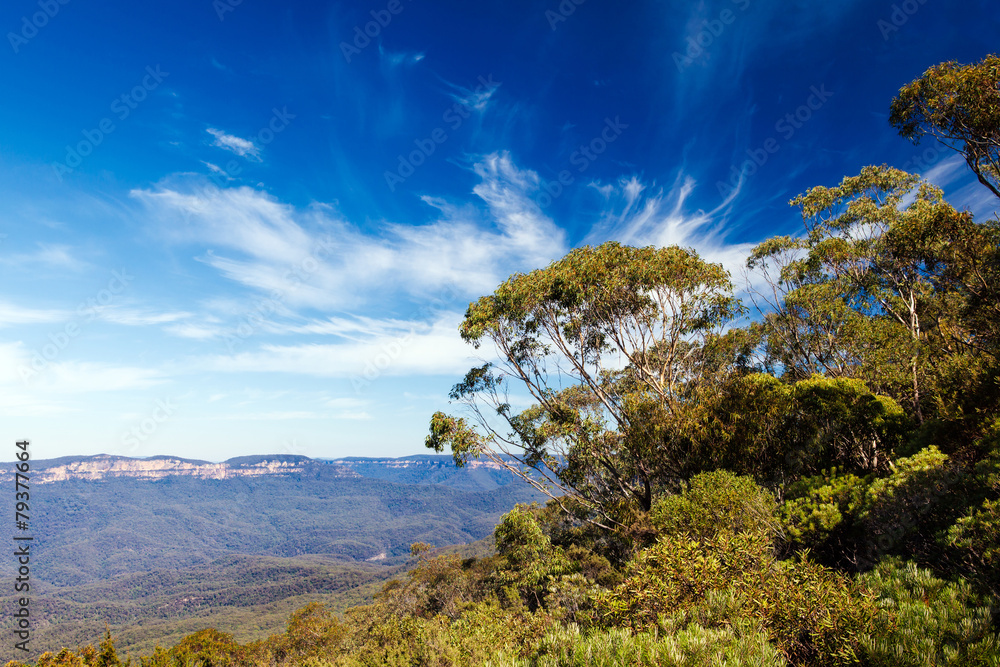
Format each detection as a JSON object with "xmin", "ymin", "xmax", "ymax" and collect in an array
[{"xmin": 1, "ymin": 0, "xmax": 997, "ymax": 462}]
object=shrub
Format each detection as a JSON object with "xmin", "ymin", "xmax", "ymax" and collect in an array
[
  {"xmin": 858, "ymin": 559, "xmax": 1000, "ymax": 666},
  {"xmin": 597, "ymin": 529, "xmax": 879, "ymax": 666},
  {"xmin": 650, "ymin": 470, "xmax": 779, "ymax": 541},
  {"xmin": 508, "ymin": 623, "xmax": 785, "ymax": 667}
]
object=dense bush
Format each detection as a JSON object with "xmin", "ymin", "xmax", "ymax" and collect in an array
[{"xmin": 858, "ymin": 560, "xmax": 1000, "ymax": 666}]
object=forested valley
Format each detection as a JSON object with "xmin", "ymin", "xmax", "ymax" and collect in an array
[{"xmin": 8, "ymin": 54, "xmax": 1000, "ymax": 667}]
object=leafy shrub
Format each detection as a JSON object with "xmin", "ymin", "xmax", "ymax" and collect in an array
[
  {"xmin": 780, "ymin": 468, "xmax": 868, "ymax": 548},
  {"xmin": 597, "ymin": 529, "xmax": 878, "ymax": 666},
  {"xmin": 858, "ymin": 559, "xmax": 1000, "ymax": 666},
  {"xmin": 514, "ymin": 623, "xmax": 785, "ymax": 667},
  {"xmin": 650, "ymin": 470, "xmax": 779, "ymax": 541},
  {"xmin": 491, "ymin": 505, "xmax": 575, "ymax": 610},
  {"xmin": 947, "ymin": 498, "xmax": 1000, "ymax": 595}
]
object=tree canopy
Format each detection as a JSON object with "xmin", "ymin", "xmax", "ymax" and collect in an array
[
  {"xmin": 890, "ymin": 54, "xmax": 1000, "ymax": 199},
  {"xmin": 427, "ymin": 242, "xmax": 745, "ymax": 528}
]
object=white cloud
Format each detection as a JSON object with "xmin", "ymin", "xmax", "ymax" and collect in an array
[
  {"xmin": 378, "ymin": 45, "xmax": 425, "ymax": 68},
  {"xmin": 207, "ymin": 128, "xmax": 261, "ymax": 161},
  {"xmin": 334, "ymin": 411, "xmax": 372, "ymax": 421},
  {"xmin": 0, "ymin": 342, "xmax": 167, "ymax": 402},
  {"xmin": 132, "ymin": 154, "xmax": 568, "ymax": 310},
  {"xmin": 197, "ymin": 311, "xmax": 474, "ymax": 379},
  {"xmin": 96, "ymin": 307, "xmax": 193, "ymax": 327},
  {"xmin": 446, "ymin": 76, "xmax": 500, "ymax": 113},
  {"xmin": 585, "ymin": 173, "xmax": 756, "ymax": 282},
  {"xmin": 0, "ymin": 302, "xmax": 70, "ymax": 326},
  {"xmin": 201, "ymin": 161, "xmax": 233, "ymax": 180},
  {"xmin": 164, "ymin": 322, "xmax": 226, "ymax": 340},
  {"xmin": 0, "ymin": 243, "xmax": 89, "ymax": 272}
]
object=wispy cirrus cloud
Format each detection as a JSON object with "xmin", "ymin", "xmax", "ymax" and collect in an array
[
  {"xmin": 207, "ymin": 128, "xmax": 261, "ymax": 161},
  {"xmin": 0, "ymin": 243, "xmax": 90, "ymax": 272},
  {"xmin": 196, "ymin": 311, "xmax": 473, "ymax": 379},
  {"xmin": 585, "ymin": 172, "xmax": 756, "ymax": 281},
  {"xmin": 95, "ymin": 307, "xmax": 193, "ymax": 327},
  {"xmin": 378, "ymin": 45, "xmax": 425, "ymax": 69},
  {"xmin": 131, "ymin": 152, "xmax": 567, "ymax": 311},
  {"xmin": 0, "ymin": 342, "xmax": 167, "ymax": 395},
  {"xmin": 0, "ymin": 301, "xmax": 71, "ymax": 326},
  {"xmin": 445, "ymin": 75, "xmax": 501, "ymax": 113}
]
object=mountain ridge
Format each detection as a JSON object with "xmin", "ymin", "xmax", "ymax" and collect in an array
[{"xmin": 2, "ymin": 452, "xmax": 519, "ymax": 486}]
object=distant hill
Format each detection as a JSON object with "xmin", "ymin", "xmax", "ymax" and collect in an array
[
  {"xmin": 1, "ymin": 452, "xmax": 525, "ymax": 490},
  {"xmin": 0, "ymin": 453, "xmax": 354, "ymax": 483},
  {"xmin": 331, "ymin": 454, "xmax": 525, "ymax": 491},
  {"xmin": 0, "ymin": 453, "xmax": 543, "ymax": 662}
]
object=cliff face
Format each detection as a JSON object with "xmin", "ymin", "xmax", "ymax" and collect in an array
[
  {"xmin": 2, "ymin": 453, "xmax": 523, "ymax": 490},
  {"xmin": 3, "ymin": 454, "xmax": 358, "ymax": 484}
]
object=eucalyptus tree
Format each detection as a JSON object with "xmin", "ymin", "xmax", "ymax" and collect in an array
[
  {"xmin": 427, "ymin": 242, "xmax": 744, "ymax": 529},
  {"xmin": 748, "ymin": 165, "xmax": 996, "ymax": 424},
  {"xmin": 890, "ymin": 54, "xmax": 1000, "ymax": 200}
]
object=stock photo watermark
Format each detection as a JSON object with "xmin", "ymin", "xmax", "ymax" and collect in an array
[
  {"xmin": 716, "ymin": 84, "xmax": 834, "ymax": 199},
  {"xmin": 7, "ymin": 0, "xmax": 70, "ymax": 54},
  {"xmin": 213, "ymin": 0, "xmax": 243, "ymax": 21},
  {"xmin": 207, "ymin": 106, "xmax": 296, "ymax": 186},
  {"xmin": 384, "ymin": 75, "xmax": 500, "ymax": 192},
  {"xmin": 340, "ymin": 0, "xmax": 416, "ymax": 63},
  {"xmin": 900, "ymin": 139, "xmax": 950, "ymax": 175},
  {"xmin": 858, "ymin": 464, "xmax": 963, "ymax": 569},
  {"xmin": 12, "ymin": 439, "xmax": 33, "ymax": 654},
  {"xmin": 350, "ymin": 284, "xmax": 459, "ymax": 393},
  {"xmin": 18, "ymin": 269, "xmax": 133, "ymax": 383},
  {"xmin": 672, "ymin": 0, "xmax": 752, "ymax": 71},
  {"xmin": 52, "ymin": 66, "xmax": 169, "ymax": 181},
  {"xmin": 120, "ymin": 398, "xmax": 179, "ymax": 454},
  {"xmin": 545, "ymin": 0, "xmax": 587, "ymax": 31},
  {"xmin": 223, "ymin": 237, "xmax": 336, "ymax": 352},
  {"xmin": 877, "ymin": 0, "xmax": 929, "ymax": 40},
  {"xmin": 536, "ymin": 116, "xmax": 628, "ymax": 208}
]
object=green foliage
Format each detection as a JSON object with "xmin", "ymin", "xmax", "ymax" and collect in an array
[
  {"xmin": 947, "ymin": 498, "xmax": 1000, "ymax": 594},
  {"xmin": 266, "ymin": 603, "xmax": 347, "ymax": 664},
  {"xmin": 706, "ymin": 373, "xmax": 910, "ymax": 490},
  {"xmin": 17, "ymin": 56, "xmax": 1000, "ymax": 667},
  {"xmin": 520, "ymin": 623, "xmax": 785, "ymax": 667},
  {"xmin": 428, "ymin": 241, "xmax": 746, "ymax": 528},
  {"xmin": 650, "ymin": 470, "xmax": 779, "ymax": 541},
  {"xmin": 780, "ymin": 469, "xmax": 868, "ymax": 547},
  {"xmin": 779, "ymin": 445, "xmax": 970, "ymax": 569},
  {"xmin": 598, "ymin": 528, "xmax": 879, "ymax": 666},
  {"xmin": 858, "ymin": 560, "xmax": 1000, "ymax": 666},
  {"xmin": 890, "ymin": 54, "xmax": 1000, "ymax": 200},
  {"xmin": 489, "ymin": 506, "xmax": 587, "ymax": 615},
  {"xmin": 7, "ymin": 633, "xmax": 129, "ymax": 667},
  {"xmin": 748, "ymin": 165, "xmax": 996, "ymax": 427},
  {"xmin": 140, "ymin": 628, "xmax": 245, "ymax": 667},
  {"xmin": 376, "ymin": 549, "xmax": 484, "ymax": 620}
]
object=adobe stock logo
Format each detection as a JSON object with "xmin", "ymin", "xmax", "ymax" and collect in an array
[
  {"xmin": 121, "ymin": 398, "xmax": 179, "ymax": 453},
  {"xmin": 19, "ymin": 269, "xmax": 133, "ymax": 383},
  {"xmin": 52, "ymin": 66, "xmax": 170, "ymax": 181},
  {"xmin": 7, "ymin": 0, "xmax": 71, "ymax": 54},
  {"xmin": 383, "ymin": 75, "xmax": 500, "ymax": 192},
  {"xmin": 716, "ymin": 84, "xmax": 834, "ymax": 199},
  {"xmin": 340, "ymin": 0, "xmax": 416, "ymax": 63},
  {"xmin": 545, "ymin": 0, "xmax": 587, "ymax": 31},
  {"xmin": 877, "ymin": 0, "xmax": 929, "ymax": 40},
  {"xmin": 672, "ymin": 0, "xmax": 752, "ymax": 71},
  {"xmin": 536, "ymin": 117, "xmax": 628, "ymax": 209}
]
